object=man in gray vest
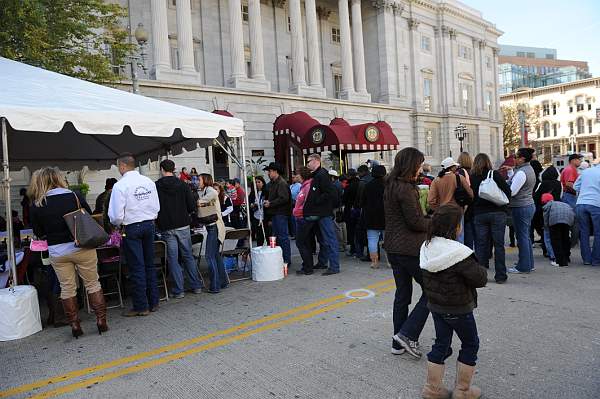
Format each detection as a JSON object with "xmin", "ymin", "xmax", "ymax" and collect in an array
[{"xmin": 508, "ymin": 148, "xmax": 537, "ymax": 274}]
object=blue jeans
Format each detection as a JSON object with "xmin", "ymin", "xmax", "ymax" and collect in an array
[
  {"xmin": 543, "ymin": 228, "xmax": 555, "ymax": 260},
  {"xmin": 367, "ymin": 230, "xmax": 384, "ymax": 254},
  {"xmin": 428, "ymin": 312, "xmax": 479, "ymax": 366},
  {"xmin": 123, "ymin": 221, "xmax": 159, "ymax": 312},
  {"xmin": 271, "ymin": 215, "xmax": 291, "ymax": 264},
  {"xmin": 562, "ymin": 192, "xmax": 577, "ymax": 209},
  {"xmin": 457, "ymin": 215, "xmax": 465, "ymax": 244},
  {"xmin": 205, "ymin": 224, "xmax": 227, "ymax": 292},
  {"xmin": 388, "ymin": 253, "xmax": 430, "ymax": 341},
  {"xmin": 161, "ymin": 226, "xmax": 203, "ymax": 294},
  {"xmin": 576, "ymin": 204, "xmax": 600, "ymax": 265},
  {"xmin": 317, "ymin": 216, "xmax": 339, "ymax": 272},
  {"xmin": 474, "ymin": 212, "xmax": 507, "ymax": 282},
  {"xmin": 463, "ymin": 217, "xmax": 475, "ymax": 249},
  {"xmin": 511, "ymin": 204, "xmax": 535, "ymax": 272}
]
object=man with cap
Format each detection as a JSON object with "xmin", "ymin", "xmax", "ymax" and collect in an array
[
  {"xmin": 508, "ymin": 148, "xmax": 537, "ymax": 274},
  {"xmin": 263, "ymin": 162, "xmax": 292, "ymax": 267},
  {"xmin": 574, "ymin": 160, "xmax": 600, "ymax": 266},
  {"xmin": 561, "ymin": 153, "xmax": 582, "ymax": 209}
]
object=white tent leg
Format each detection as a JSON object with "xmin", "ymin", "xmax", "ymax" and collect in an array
[
  {"xmin": 240, "ymin": 136, "xmax": 253, "ymax": 253},
  {"xmin": 1, "ymin": 118, "xmax": 17, "ymax": 288}
]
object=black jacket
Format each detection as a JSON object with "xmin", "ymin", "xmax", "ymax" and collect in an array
[
  {"xmin": 361, "ymin": 176, "xmax": 385, "ymax": 230},
  {"xmin": 303, "ymin": 167, "xmax": 336, "ymax": 217},
  {"xmin": 31, "ymin": 191, "xmax": 91, "ymax": 246},
  {"xmin": 156, "ymin": 176, "xmax": 196, "ymax": 231},
  {"xmin": 265, "ymin": 176, "xmax": 291, "ymax": 217},
  {"xmin": 534, "ymin": 166, "xmax": 562, "ymax": 208},
  {"xmin": 469, "ymin": 169, "xmax": 512, "ymax": 216}
]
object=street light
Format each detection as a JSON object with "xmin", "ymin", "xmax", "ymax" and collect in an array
[
  {"xmin": 126, "ymin": 22, "xmax": 148, "ymax": 94},
  {"xmin": 454, "ymin": 123, "xmax": 468, "ymax": 153}
]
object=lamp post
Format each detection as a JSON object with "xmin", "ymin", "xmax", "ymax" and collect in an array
[
  {"xmin": 126, "ymin": 23, "xmax": 149, "ymax": 94},
  {"xmin": 454, "ymin": 123, "xmax": 468, "ymax": 153}
]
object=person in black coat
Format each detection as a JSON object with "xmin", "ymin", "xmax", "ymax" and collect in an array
[
  {"xmin": 342, "ymin": 169, "xmax": 360, "ymax": 256},
  {"xmin": 361, "ymin": 165, "xmax": 386, "ymax": 268},
  {"xmin": 469, "ymin": 153, "xmax": 511, "ymax": 283},
  {"xmin": 530, "ymin": 159, "xmax": 544, "ymax": 244},
  {"xmin": 533, "ymin": 166, "xmax": 562, "ymax": 261}
]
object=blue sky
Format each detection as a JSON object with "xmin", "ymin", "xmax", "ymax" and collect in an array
[{"xmin": 463, "ymin": 0, "xmax": 600, "ymax": 76}]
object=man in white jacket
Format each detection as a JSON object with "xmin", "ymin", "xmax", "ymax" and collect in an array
[{"xmin": 108, "ymin": 153, "xmax": 160, "ymax": 316}]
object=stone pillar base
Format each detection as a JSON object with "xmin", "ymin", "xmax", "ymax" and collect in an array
[
  {"xmin": 152, "ymin": 66, "xmax": 202, "ymax": 84},
  {"xmin": 339, "ymin": 90, "xmax": 371, "ymax": 103},
  {"xmin": 228, "ymin": 76, "xmax": 271, "ymax": 92},
  {"xmin": 290, "ymin": 84, "xmax": 326, "ymax": 98}
]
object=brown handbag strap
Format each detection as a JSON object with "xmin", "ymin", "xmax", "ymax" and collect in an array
[{"xmin": 72, "ymin": 192, "xmax": 82, "ymax": 210}]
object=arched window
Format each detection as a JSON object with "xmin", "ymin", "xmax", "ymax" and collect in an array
[
  {"xmin": 577, "ymin": 117, "xmax": 585, "ymax": 134},
  {"xmin": 543, "ymin": 122, "xmax": 550, "ymax": 137}
]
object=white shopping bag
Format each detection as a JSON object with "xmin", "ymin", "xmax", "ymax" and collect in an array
[{"xmin": 479, "ymin": 170, "xmax": 509, "ymax": 206}]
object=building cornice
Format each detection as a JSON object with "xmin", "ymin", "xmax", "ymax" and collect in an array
[{"xmin": 500, "ymin": 77, "xmax": 600, "ymax": 102}]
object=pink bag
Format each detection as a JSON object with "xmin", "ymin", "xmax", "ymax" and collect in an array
[
  {"xmin": 106, "ymin": 231, "xmax": 122, "ymax": 247},
  {"xmin": 30, "ymin": 240, "xmax": 48, "ymax": 252}
]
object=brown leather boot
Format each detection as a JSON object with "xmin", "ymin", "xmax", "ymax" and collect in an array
[
  {"xmin": 452, "ymin": 362, "xmax": 482, "ymax": 399},
  {"xmin": 422, "ymin": 361, "xmax": 451, "ymax": 399},
  {"xmin": 61, "ymin": 297, "xmax": 83, "ymax": 338},
  {"xmin": 88, "ymin": 289, "xmax": 109, "ymax": 334}
]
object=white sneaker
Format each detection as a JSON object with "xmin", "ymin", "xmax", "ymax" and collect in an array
[
  {"xmin": 507, "ymin": 267, "xmax": 521, "ymax": 274},
  {"xmin": 550, "ymin": 260, "xmax": 559, "ymax": 267}
]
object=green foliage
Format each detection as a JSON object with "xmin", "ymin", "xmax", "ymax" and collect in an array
[
  {"xmin": 69, "ymin": 183, "xmax": 90, "ymax": 196},
  {"xmin": 502, "ymin": 103, "xmax": 540, "ymax": 156},
  {"xmin": 245, "ymin": 156, "xmax": 267, "ymax": 177},
  {"xmin": 0, "ymin": 0, "xmax": 133, "ymax": 83}
]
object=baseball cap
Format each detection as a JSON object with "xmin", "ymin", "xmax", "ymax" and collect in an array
[
  {"xmin": 569, "ymin": 153, "xmax": 584, "ymax": 162},
  {"xmin": 328, "ymin": 170, "xmax": 339, "ymax": 177},
  {"xmin": 441, "ymin": 157, "xmax": 459, "ymax": 169},
  {"xmin": 541, "ymin": 193, "xmax": 554, "ymax": 205}
]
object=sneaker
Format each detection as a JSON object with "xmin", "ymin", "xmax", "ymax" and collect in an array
[
  {"xmin": 192, "ymin": 288, "xmax": 203, "ymax": 294},
  {"xmin": 531, "ymin": 266, "xmax": 536, "ymax": 272},
  {"xmin": 392, "ymin": 333, "xmax": 422, "ymax": 359},
  {"xmin": 171, "ymin": 292, "xmax": 185, "ymax": 299},
  {"xmin": 507, "ymin": 267, "xmax": 521, "ymax": 274},
  {"xmin": 391, "ymin": 339, "xmax": 406, "ymax": 355},
  {"xmin": 550, "ymin": 260, "xmax": 559, "ymax": 267}
]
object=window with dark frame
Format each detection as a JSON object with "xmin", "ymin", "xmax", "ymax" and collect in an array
[{"xmin": 331, "ymin": 27, "xmax": 341, "ymax": 43}]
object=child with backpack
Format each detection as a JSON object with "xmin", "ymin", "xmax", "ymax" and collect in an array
[
  {"xmin": 419, "ymin": 204, "xmax": 487, "ymax": 399},
  {"xmin": 541, "ymin": 193, "xmax": 575, "ymax": 267}
]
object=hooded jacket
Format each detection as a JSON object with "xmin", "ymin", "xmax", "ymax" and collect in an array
[
  {"xmin": 361, "ymin": 176, "xmax": 385, "ymax": 230},
  {"xmin": 303, "ymin": 167, "xmax": 336, "ymax": 217},
  {"xmin": 156, "ymin": 175, "xmax": 196, "ymax": 231},
  {"xmin": 420, "ymin": 237, "xmax": 487, "ymax": 314},
  {"xmin": 534, "ymin": 166, "xmax": 562, "ymax": 208}
]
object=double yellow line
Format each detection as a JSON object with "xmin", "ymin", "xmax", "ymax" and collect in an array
[{"xmin": 1, "ymin": 278, "xmax": 396, "ymax": 399}]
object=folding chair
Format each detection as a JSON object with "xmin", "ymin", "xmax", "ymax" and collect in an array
[
  {"xmin": 191, "ymin": 232, "xmax": 205, "ymax": 281},
  {"xmin": 84, "ymin": 246, "xmax": 124, "ymax": 313},
  {"xmin": 220, "ymin": 228, "xmax": 252, "ymax": 282},
  {"xmin": 153, "ymin": 240, "xmax": 169, "ymax": 301}
]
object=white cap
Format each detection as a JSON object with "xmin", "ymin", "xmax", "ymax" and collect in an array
[
  {"xmin": 441, "ymin": 157, "xmax": 459, "ymax": 169},
  {"xmin": 328, "ymin": 169, "xmax": 339, "ymax": 177}
]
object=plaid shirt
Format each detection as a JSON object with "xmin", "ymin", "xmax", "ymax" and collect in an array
[{"xmin": 543, "ymin": 201, "xmax": 575, "ymax": 227}]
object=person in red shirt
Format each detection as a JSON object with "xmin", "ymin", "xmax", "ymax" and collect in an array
[
  {"xmin": 179, "ymin": 167, "xmax": 191, "ymax": 183},
  {"xmin": 560, "ymin": 154, "xmax": 582, "ymax": 209}
]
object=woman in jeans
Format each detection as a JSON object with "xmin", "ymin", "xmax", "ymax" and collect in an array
[
  {"xmin": 470, "ymin": 153, "xmax": 511, "ymax": 284},
  {"xmin": 198, "ymin": 173, "xmax": 228, "ymax": 293},
  {"xmin": 292, "ymin": 167, "xmax": 314, "ymax": 275},
  {"xmin": 384, "ymin": 148, "xmax": 431, "ymax": 358},
  {"xmin": 361, "ymin": 165, "xmax": 387, "ymax": 269},
  {"xmin": 458, "ymin": 152, "xmax": 475, "ymax": 249},
  {"xmin": 29, "ymin": 167, "xmax": 108, "ymax": 338},
  {"xmin": 248, "ymin": 176, "xmax": 267, "ymax": 246}
]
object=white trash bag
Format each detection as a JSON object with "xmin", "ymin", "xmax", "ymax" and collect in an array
[
  {"xmin": 251, "ymin": 246, "xmax": 284, "ymax": 282},
  {"xmin": 0, "ymin": 285, "xmax": 42, "ymax": 341}
]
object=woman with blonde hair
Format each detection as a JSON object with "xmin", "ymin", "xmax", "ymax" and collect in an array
[{"xmin": 29, "ymin": 167, "xmax": 107, "ymax": 338}]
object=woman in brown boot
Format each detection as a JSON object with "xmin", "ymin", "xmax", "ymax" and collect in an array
[
  {"xmin": 419, "ymin": 205, "xmax": 487, "ymax": 399},
  {"xmin": 29, "ymin": 167, "xmax": 108, "ymax": 338}
]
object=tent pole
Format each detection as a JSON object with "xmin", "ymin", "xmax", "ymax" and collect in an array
[
  {"xmin": 338, "ymin": 148, "xmax": 342, "ymax": 173},
  {"xmin": 240, "ymin": 136, "xmax": 253, "ymax": 253},
  {"xmin": 1, "ymin": 118, "xmax": 17, "ymax": 289}
]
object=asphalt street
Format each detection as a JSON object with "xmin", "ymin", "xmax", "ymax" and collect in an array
[{"xmin": 1, "ymin": 244, "xmax": 599, "ymax": 399}]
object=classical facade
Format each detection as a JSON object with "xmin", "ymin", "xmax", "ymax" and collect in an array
[{"xmin": 500, "ymin": 77, "xmax": 600, "ymax": 164}]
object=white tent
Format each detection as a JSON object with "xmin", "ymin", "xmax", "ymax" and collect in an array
[{"xmin": 0, "ymin": 57, "xmax": 250, "ymax": 289}]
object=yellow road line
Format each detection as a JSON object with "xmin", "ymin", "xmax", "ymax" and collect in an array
[
  {"xmin": 29, "ymin": 284, "xmax": 396, "ymax": 399},
  {"xmin": 0, "ymin": 278, "xmax": 394, "ymax": 398}
]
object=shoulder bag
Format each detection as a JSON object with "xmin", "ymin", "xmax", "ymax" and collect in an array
[
  {"xmin": 479, "ymin": 170, "xmax": 509, "ymax": 206},
  {"xmin": 197, "ymin": 189, "xmax": 219, "ymax": 225},
  {"xmin": 63, "ymin": 193, "xmax": 109, "ymax": 248},
  {"xmin": 454, "ymin": 174, "xmax": 472, "ymax": 207}
]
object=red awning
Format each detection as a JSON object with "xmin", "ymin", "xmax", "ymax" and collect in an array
[
  {"xmin": 273, "ymin": 111, "xmax": 320, "ymax": 145},
  {"xmin": 350, "ymin": 121, "xmax": 399, "ymax": 152},
  {"xmin": 212, "ymin": 110, "xmax": 234, "ymax": 117}
]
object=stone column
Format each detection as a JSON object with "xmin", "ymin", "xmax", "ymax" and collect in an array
[
  {"xmin": 351, "ymin": 0, "xmax": 368, "ymax": 98},
  {"xmin": 492, "ymin": 47, "xmax": 500, "ymax": 120},
  {"xmin": 248, "ymin": 0, "xmax": 265, "ymax": 80},
  {"xmin": 229, "ymin": 0, "xmax": 247, "ymax": 82},
  {"xmin": 471, "ymin": 38, "xmax": 481, "ymax": 115},
  {"xmin": 176, "ymin": 0, "xmax": 196, "ymax": 72},
  {"xmin": 289, "ymin": 0, "xmax": 306, "ymax": 87},
  {"xmin": 150, "ymin": 0, "xmax": 171, "ymax": 74},
  {"xmin": 373, "ymin": 0, "xmax": 397, "ymax": 104},
  {"xmin": 305, "ymin": 0, "xmax": 321, "ymax": 87},
  {"xmin": 338, "ymin": 0, "xmax": 355, "ymax": 98},
  {"xmin": 407, "ymin": 18, "xmax": 420, "ymax": 108}
]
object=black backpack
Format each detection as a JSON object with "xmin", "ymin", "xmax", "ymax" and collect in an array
[{"xmin": 454, "ymin": 174, "xmax": 472, "ymax": 207}]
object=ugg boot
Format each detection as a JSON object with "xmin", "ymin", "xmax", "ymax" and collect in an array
[
  {"xmin": 88, "ymin": 289, "xmax": 109, "ymax": 334},
  {"xmin": 452, "ymin": 362, "xmax": 481, "ymax": 399},
  {"xmin": 61, "ymin": 297, "xmax": 83, "ymax": 338},
  {"xmin": 422, "ymin": 362, "xmax": 451, "ymax": 399},
  {"xmin": 369, "ymin": 253, "xmax": 379, "ymax": 269}
]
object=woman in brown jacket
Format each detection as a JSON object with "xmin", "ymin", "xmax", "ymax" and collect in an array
[{"xmin": 384, "ymin": 147, "xmax": 431, "ymax": 359}]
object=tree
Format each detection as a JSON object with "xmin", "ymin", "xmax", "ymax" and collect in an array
[
  {"xmin": 0, "ymin": 0, "xmax": 132, "ymax": 83},
  {"xmin": 501, "ymin": 103, "xmax": 540, "ymax": 156}
]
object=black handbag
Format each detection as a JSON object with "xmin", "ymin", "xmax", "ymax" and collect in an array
[
  {"xmin": 63, "ymin": 194, "xmax": 109, "ymax": 248},
  {"xmin": 454, "ymin": 174, "xmax": 472, "ymax": 207}
]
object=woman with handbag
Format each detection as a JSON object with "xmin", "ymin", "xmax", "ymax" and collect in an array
[
  {"xmin": 470, "ymin": 153, "xmax": 512, "ymax": 284},
  {"xmin": 29, "ymin": 167, "xmax": 107, "ymax": 338},
  {"xmin": 198, "ymin": 173, "xmax": 228, "ymax": 293}
]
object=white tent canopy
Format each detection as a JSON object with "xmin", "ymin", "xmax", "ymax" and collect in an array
[{"xmin": 0, "ymin": 56, "xmax": 245, "ymax": 169}]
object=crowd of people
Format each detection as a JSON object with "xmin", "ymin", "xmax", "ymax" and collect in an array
[{"xmin": 21, "ymin": 143, "xmax": 600, "ymax": 398}]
